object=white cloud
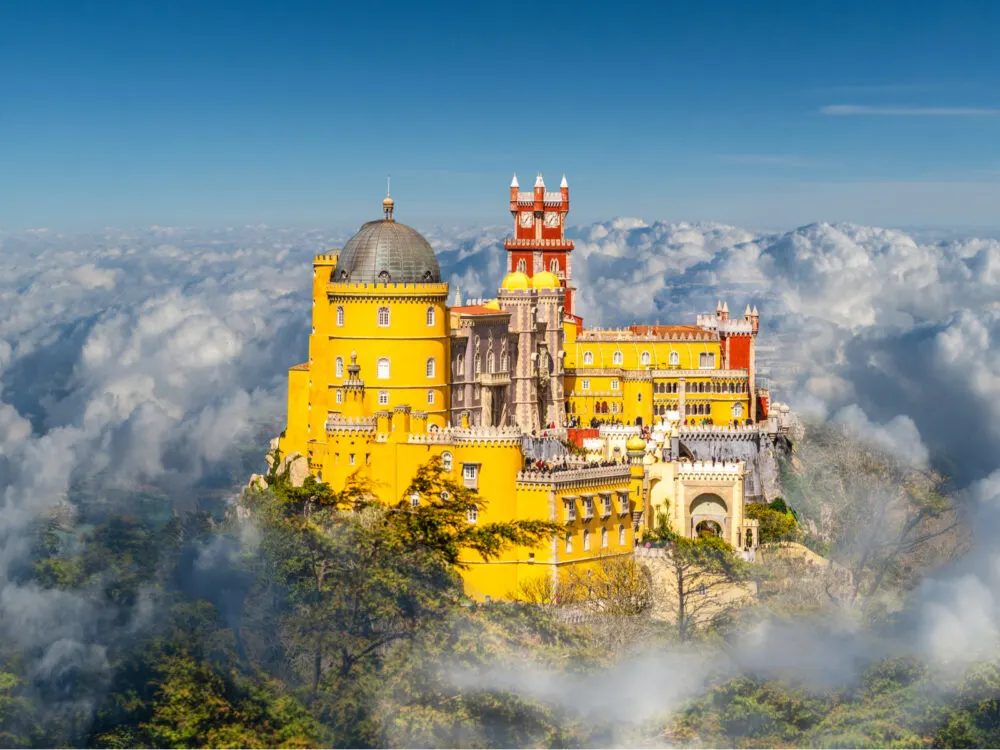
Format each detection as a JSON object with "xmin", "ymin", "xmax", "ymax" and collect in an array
[{"xmin": 821, "ymin": 104, "xmax": 1000, "ymax": 116}]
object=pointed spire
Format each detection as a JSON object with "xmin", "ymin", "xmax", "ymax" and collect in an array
[
  {"xmin": 454, "ymin": 287, "xmax": 462, "ymax": 306},
  {"xmin": 382, "ymin": 175, "xmax": 394, "ymax": 220},
  {"xmin": 722, "ymin": 301, "xmax": 729, "ymax": 313},
  {"xmin": 510, "ymin": 173, "xmax": 519, "ymax": 188},
  {"xmin": 745, "ymin": 303, "xmax": 752, "ymax": 317},
  {"xmin": 752, "ymin": 305, "xmax": 759, "ymax": 315},
  {"xmin": 560, "ymin": 174, "xmax": 568, "ymax": 188},
  {"xmin": 535, "ymin": 173, "xmax": 545, "ymax": 188},
  {"xmin": 716, "ymin": 300, "xmax": 722, "ymax": 312}
]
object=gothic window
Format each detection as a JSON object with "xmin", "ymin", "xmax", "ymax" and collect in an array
[
  {"xmin": 335, "ymin": 390, "xmax": 343, "ymax": 404},
  {"xmin": 335, "ymin": 356, "xmax": 344, "ymax": 378},
  {"xmin": 640, "ymin": 351, "xmax": 651, "ymax": 366},
  {"xmin": 516, "ymin": 258, "xmax": 527, "ymax": 273},
  {"xmin": 565, "ymin": 533, "xmax": 573, "ymax": 553},
  {"xmin": 456, "ymin": 352, "xmax": 464, "ymax": 376},
  {"xmin": 427, "ymin": 389, "xmax": 435, "ymax": 404},
  {"xmin": 426, "ymin": 306, "xmax": 435, "ymax": 326},
  {"xmin": 613, "ymin": 350, "xmax": 623, "ymax": 365},
  {"xmin": 378, "ymin": 390, "xmax": 389, "ymax": 406},
  {"xmin": 669, "ymin": 350, "xmax": 679, "ymax": 366},
  {"xmin": 500, "ymin": 352, "xmax": 509, "ymax": 372},
  {"xmin": 441, "ymin": 451, "xmax": 453, "ymax": 471},
  {"xmin": 487, "ymin": 351, "xmax": 495, "ymax": 373},
  {"xmin": 583, "ymin": 529, "xmax": 591, "ymax": 551},
  {"xmin": 377, "ymin": 306, "xmax": 390, "ymax": 327},
  {"xmin": 467, "ymin": 504, "xmax": 478, "ymax": 523},
  {"xmin": 336, "ymin": 306, "xmax": 345, "ymax": 326},
  {"xmin": 426, "ymin": 357, "xmax": 436, "ymax": 378},
  {"xmin": 733, "ymin": 402, "xmax": 744, "ymax": 418},
  {"xmin": 583, "ymin": 351, "xmax": 594, "ymax": 365},
  {"xmin": 474, "ymin": 352, "xmax": 481, "ymax": 375},
  {"xmin": 601, "ymin": 526, "xmax": 608, "ymax": 548},
  {"xmin": 377, "ymin": 357, "xmax": 390, "ymax": 379},
  {"xmin": 619, "ymin": 524, "xmax": 626, "ymax": 546}
]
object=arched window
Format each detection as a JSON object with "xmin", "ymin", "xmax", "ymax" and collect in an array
[
  {"xmin": 601, "ymin": 527, "xmax": 608, "ymax": 548},
  {"xmin": 474, "ymin": 352, "xmax": 481, "ymax": 375},
  {"xmin": 619, "ymin": 524, "xmax": 626, "ymax": 546},
  {"xmin": 410, "ymin": 492, "xmax": 420, "ymax": 508},
  {"xmin": 640, "ymin": 351, "xmax": 651, "ymax": 366},
  {"xmin": 583, "ymin": 529, "xmax": 591, "ymax": 551},
  {"xmin": 377, "ymin": 306, "xmax": 390, "ymax": 327},
  {"xmin": 487, "ymin": 351, "xmax": 495, "ymax": 373},
  {"xmin": 565, "ymin": 533, "xmax": 573, "ymax": 553},
  {"xmin": 500, "ymin": 353, "xmax": 509, "ymax": 372},
  {"xmin": 549, "ymin": 259, "xmax": 559, "ymax": 274},
  {"xmin": 456, "ymin": 352, "xmax": 465, "ymax": 376},
  {"xmin": 441, "ymin": 451, "xmax": 453, "ymax": 471},
  {"xmin": 733, "ymin": 402, "xmax": 744, "ymax": 418},
  {"xmin": 516, "ymin": 258, "xmax": 527, "ymax": 273},
  {"xmin": 613, "ymin": 350, "xmax": 623, "ymax": 365},
  {"xmin": 377, "ymin": 357, "xmax": 390, "ymax": 379},
  {"xmin": 426, "ymin": 357, "xmax": 436, "ymax": 378},
  {"xmin": 583, "ymin": 351, "xmax": 594, "ymax": 365},
  {"xmin": 669, "ymin": 350, "xmax": 679, "ymax": 366},
  {"xmin": 426, "ymin": 306, "xmax": 435, "ymax": 326},
  {"xmin": 336, "ymin": 306, "xmax": 345, "ymax": 326},
  {"xmin": 467, "ymin": 505, "xmax": 478, "ymax": 524},
  {"xmin": 335, "ymin": 356, "xmax": 344, "ymax": 378}
]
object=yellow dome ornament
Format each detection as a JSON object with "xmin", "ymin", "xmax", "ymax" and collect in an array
[
  {"xmin": 625, "ymin": 434, "xmax": 647, "ymax": 453},
  {"xmin": 500, "ymin": 271, "xmax": 530, "ymax": 290},
  {"xmin": 531, "ymin": 270, "xmax": 561, "ymax": 289}
]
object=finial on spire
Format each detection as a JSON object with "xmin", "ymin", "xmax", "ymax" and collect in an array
[
  {"xmin": 510, "ymin": 173, "xmax": 519, "ymax": 188},
  {"xmin": 535, "ymin": 173, "xmax": 545, "ymax": 188},
  {"xmin": 382, "ymin": 174, "xmax": 395, "ymax": 221},
  {"xmin": 560, "ymin": 174, "xmax": 568, "ymax": 188}
]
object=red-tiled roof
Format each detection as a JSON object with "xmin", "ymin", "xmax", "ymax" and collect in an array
[
  {"xmin": 451, "ymin": 305, "xmax": 507, "ymax": 316},
  {"xmin": 629, "ymin": 325, "xmax": 707, "ymax": 337}
]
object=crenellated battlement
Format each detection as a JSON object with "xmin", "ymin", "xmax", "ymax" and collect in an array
[
  {"xmin": 516, "ymin": 464, "xmax": 631, "ymax": 488},
  {"xmin": 676, "ymin": 460, "xmax": 745, "ymax": 479},
  {"xmin": 314, "ymin": 253, "xmax": 339, "ymax": 264}
]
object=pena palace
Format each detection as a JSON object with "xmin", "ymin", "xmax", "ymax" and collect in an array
[{"xmin": 277, "ymin": 174, "xmax": 791, "ymax": 601}]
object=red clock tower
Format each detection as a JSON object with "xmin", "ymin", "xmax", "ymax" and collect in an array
[{"xmin": 505, "ymin": 173, "xmax": 580, "ymax": 327}]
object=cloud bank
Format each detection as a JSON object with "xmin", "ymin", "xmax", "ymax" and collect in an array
[{"xmin": 2, "ymin": 212, "xmax": 1000, "ymax": 729}]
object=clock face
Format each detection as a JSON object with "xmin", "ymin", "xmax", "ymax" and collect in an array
[
  {"xmin": 520, "ymin": 212, "xmax": 534, "ymax": 228},
  {"xmin": 543, "ymin": 211, "xmax": 560, "ymax": 228}
]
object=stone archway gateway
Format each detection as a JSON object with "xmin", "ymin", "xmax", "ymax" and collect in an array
[{"xmin": 689, "ymin": 493, "xmax": 728, "ymax": 539}]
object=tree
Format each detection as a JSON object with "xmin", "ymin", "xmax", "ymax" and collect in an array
[
  {"xmin": 745, "ymin": 500, "xmax": 798, "ymax": 544},
  {"xmin": 786, "ymin": 422, "xmax": 965, "ymax": 612}
]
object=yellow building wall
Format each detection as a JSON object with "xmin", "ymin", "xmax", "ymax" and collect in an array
[{"xmin": 565, "ymin": 338, "xmax": 720, "ymax": 370}]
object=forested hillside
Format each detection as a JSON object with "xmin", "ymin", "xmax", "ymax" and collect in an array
[{"xmin": 0, "ymin": 423, "xmax": 993, "ymax": 748}]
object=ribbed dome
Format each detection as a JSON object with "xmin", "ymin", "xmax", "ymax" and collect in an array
[
  {"xmin": 334, "ymin": 219, "xmax": 441, "ymax": 284},
  {"xmin": 531, "ymin": 270, "xmax": 561, "ymax": 289},
  {"xmin": 500, "ymin": 271, "xmax": 530, "ymax": 290}
]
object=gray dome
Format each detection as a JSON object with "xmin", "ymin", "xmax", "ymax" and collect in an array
[{"xmin": 334, "ymin": 219, "xmax": 441, "ymax": 284}]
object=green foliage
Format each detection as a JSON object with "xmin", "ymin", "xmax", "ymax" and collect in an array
[{"xmin": 745, "ymin": 501, "xmax": 799, "ymax": 545}]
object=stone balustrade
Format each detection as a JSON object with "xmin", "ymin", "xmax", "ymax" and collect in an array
[{"xmin": 517, "ymin": 464, "xmax": 631, "ymax": 486}]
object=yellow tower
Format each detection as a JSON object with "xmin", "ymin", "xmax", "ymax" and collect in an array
[{"xmin": 283, "ymin": 192, "xmax": 451, "ymax": 483}]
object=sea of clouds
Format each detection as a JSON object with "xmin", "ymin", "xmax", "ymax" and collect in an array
[{"xmin": 2, "ymin": 215, "xmax": 1000, "ymax": 727}]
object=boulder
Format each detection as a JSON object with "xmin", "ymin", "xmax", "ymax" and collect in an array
[
  {"xmin": 247, "ymin": 474, "xmax": 268, "ymax": 490},
  {"xmin": 277, "ymin": 451, "xmax": 309, "ymax": 488}
]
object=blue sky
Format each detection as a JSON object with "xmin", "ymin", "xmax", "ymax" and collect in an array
[{"xmin": 2, "ymin": 0, "xmax": 999, "ymax": 230}]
